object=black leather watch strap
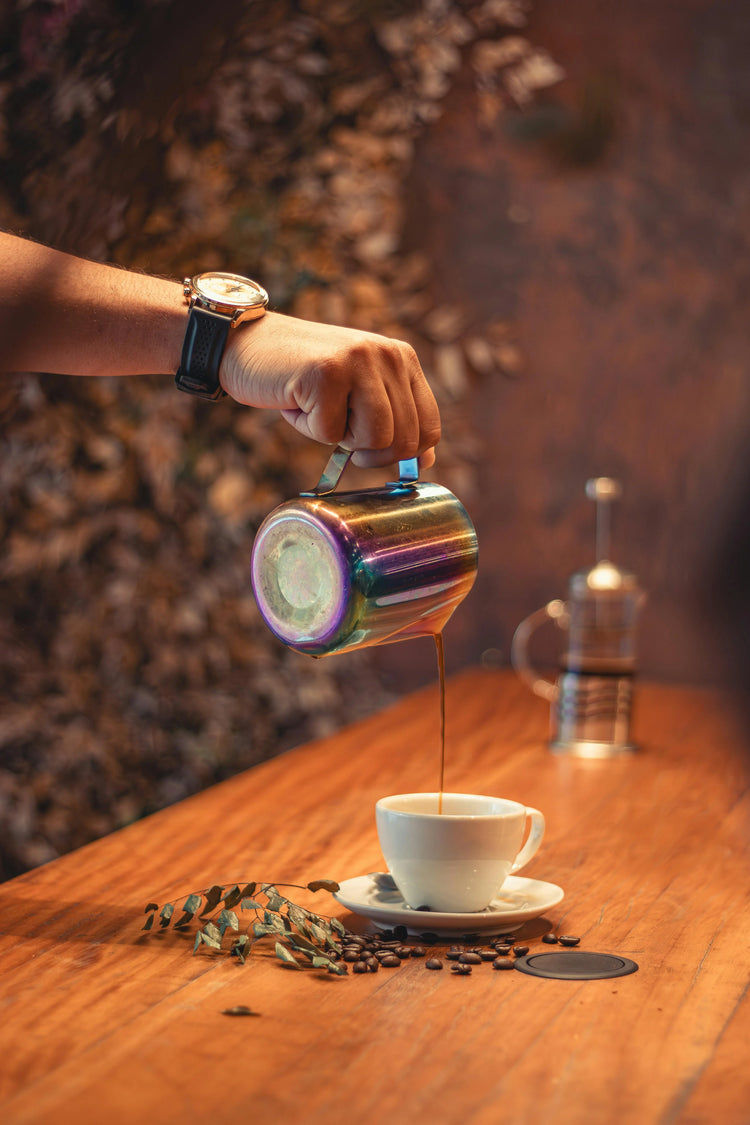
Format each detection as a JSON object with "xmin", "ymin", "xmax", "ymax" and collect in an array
[{"xmin": 175, "ymin": 306, "xmax": 230, "ymax": 400}]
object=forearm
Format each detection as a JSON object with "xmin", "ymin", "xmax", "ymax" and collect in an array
[{"xmin": 0, "ymin": 232, "xmax": 185, "ymax": 377}]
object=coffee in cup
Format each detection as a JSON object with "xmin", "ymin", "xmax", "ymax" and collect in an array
[{"xmin": 375, "ymin": 792, "xmax": 545, "ymax": 913}]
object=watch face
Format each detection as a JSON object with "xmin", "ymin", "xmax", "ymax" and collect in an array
[{"xmin": 192, "ymin": 272, "xmax": 268, "ymax": 310}]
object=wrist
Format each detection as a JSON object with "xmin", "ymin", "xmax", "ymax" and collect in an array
[{"xmin": 175, "ymin": 271, "xmax": 268, "ymax": 400}]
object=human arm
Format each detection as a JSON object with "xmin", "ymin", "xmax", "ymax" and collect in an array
[{"xmin": 0, "ymin": 232, "xmax": 440, "ymax": 468}]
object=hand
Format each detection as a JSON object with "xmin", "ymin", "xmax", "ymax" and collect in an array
[{"xmin": 220, "ymin": 312, "xmax": 440, "ymax": 469}]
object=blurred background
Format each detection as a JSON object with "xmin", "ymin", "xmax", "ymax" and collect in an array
[{"xmin": 1, "ymin": 0, "xmax": 747, "ymax": 879}]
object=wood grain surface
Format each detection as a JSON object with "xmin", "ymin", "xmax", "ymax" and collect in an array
[{"xmin": 0, "ymin": 669, "xmax": 748, "ymax": 1125}]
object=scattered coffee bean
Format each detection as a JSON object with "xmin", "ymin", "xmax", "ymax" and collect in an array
[
  {"xmin": 493, "ymin": 958, "xmax": 516, "ymax": 970},
  {"xmin": 451, "ymin": 963, "xmax": 472, "ymax": 975},
  {"xmin": 513, "ymin": 946, "xmax": 529, "ymax": 957},
  {"xmin": 479, "ymin": 949, "xmax": 497, "ymax": 961},
  {"xmin": 542, "ymin": 934, "xmax": 559, "ymax": 944},
  {"xmin": 366, "ymin": 959, "xmax": 379, "ymax": 973},
  {"xmin": 394, "ymin": 925, "xmax": 408, "ymax": 940},
  {"xmin": 559, "ymin": 935, "xmax": 581, "ymax": 946},
  {"xmin": 343, "ymin": 950, "xmax": 361, "ymax": 962},
  {"xmin": 459, "ymin": 952, "xmax": 482, "ymax": 965},
  {"xmin": 420, "ymin": 932, "xmax": 439, "ymax": 944},
  {"xmin": 446, "ymin": 948, "xmax": 463, "ymax": 961},
  {"xmin": 494, "ymin": 943, "xmax": 512, "ymax": 954},
  {"xmin": 425, "ymin": 958, "xmax": 443, "ymax": 970},
  {"xmin": 380, "ymin": 955, "xmax": 401, "ymax": 968},
  {"xmin": 379, "ymin": 929, "xmax": 396, "ymax": 941},
  {"xmin": 352, "ymin": 961, "xmax": 369, "ymax": 974},
  {"xmin": 395, "ymin": 947, "xmax": 411, "ymax": 960},
  {"xmin": 411, "ymin": 946, "xmax": 426, "ymax": 958}
]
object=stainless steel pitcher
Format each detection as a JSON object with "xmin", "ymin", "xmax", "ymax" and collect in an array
[{"xmin": 250, "ymin": 448, "xmax": 478, "ymax": 657}]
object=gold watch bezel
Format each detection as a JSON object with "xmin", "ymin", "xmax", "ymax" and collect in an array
[{"xmin": 184, "ymin": 271, "xmax": 269, "ymax": 325}]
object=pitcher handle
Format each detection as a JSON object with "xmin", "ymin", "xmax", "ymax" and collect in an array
[
  {"xmin": 304, "ymin": 445, "xmax": 419, "ymax": 497},
  {"xmin": 510, "ymin": 599, "xmax": 568, "ymax": 703}
]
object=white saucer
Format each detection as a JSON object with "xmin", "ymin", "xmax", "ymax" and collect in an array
[{"xmin": 333, "ymin": 873, "xmax": 564, "ymax": 937}]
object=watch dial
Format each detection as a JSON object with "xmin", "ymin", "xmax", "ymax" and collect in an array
[{"xmin": 194, "ymin": 272, "xmax": 267, "ymax": 308}]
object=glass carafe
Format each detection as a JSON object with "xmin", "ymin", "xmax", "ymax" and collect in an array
[{"xmin": 511, "ymin": 479, "xmax": 645, "ymax": 757}]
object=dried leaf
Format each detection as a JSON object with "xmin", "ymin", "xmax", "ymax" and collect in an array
[
  {"xmin": 218, "ymin": 908, "xmax": 240, "ymax": 934},
  {"xmin": 159, "ymin": 902, "xmax": 175, "ymax": 928},
  {"xmin": 200, "ymin": 885, "xmax": 225, "ymax": 915},
  {"xmin": 182, "ymin": 893, "xmax": 202, "ymax": 915},
  {"xmin": 222, "ymin": 885, "xmax": 243, "ymax": 910},
  {"xmin": 142, "ymin": 913, "xmax": 155, "ymax": 931},
  {"xmin": 275, "ymin": 941, "xmax": 301, "ymax": 969},
  {"xmin": 306, "ymin": 879, "xmax": 340, "ymax": 894},
  {"xmin": 204, "ymin": 921, "xmax": 222, "ymax": 945}
]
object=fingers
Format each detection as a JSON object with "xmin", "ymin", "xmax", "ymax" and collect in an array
[{"xmin": 223, "ymin": 312, "xmax": 441, "ymax": 466}]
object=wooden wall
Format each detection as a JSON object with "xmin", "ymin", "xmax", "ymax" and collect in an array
[{"xmin": 375, "ymin": 0, "xmax": 750, "ymax": 692}]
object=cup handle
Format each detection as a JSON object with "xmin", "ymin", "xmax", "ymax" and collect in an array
[{"xmin": 510, "ymin": 807, "xmax": 545, "ymax": 873}]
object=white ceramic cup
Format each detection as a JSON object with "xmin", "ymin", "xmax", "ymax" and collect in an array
[{"xmin": 375, "ymin": 792, "xmax": 545, "ymax": 913}]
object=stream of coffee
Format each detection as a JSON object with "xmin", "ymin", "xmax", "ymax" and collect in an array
[{"xmin": 435, "ymin": 632, "xmax": 445, "ymax": 814}]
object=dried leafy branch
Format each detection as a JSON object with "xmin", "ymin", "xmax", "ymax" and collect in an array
[{"xmin": 143, "ymin": 878, "xmax": 348, "ymax": 975}]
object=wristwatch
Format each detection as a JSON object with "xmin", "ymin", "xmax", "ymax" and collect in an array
[{"xmin": 175, "ymin": 271, "xmax": 269, "ymax": 400}]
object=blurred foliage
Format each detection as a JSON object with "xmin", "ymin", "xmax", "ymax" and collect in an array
[{"xmin": 0, "ymin": 0, "xmax": 558, "ymax": 879}]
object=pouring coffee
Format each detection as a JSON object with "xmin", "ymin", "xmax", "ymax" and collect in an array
[{"xmin": 250, "ymin": 446, "xmax": 478, "ymax": 657}]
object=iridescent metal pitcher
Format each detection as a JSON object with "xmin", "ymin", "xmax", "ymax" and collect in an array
[{"xmin": 251, "ymin": 447, "xmax": 478, "ymax": 657}]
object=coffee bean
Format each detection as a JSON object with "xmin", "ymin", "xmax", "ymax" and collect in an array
[
  {"xmin": 378, "ymin": 929, "xmax": 395, "ymax": 941},
  {"xmin": 478, "ymin": 949, "xmax": 497, "ymax": 961},
  {"xmin": 352, "ymin": 961, "xmax": 368, "ymax": 974},
  {"xmin": 395, "ymin": 947, "xmax": 411, "ymax": 960},
  {"xmin": 494, "ymin": 943, "xmax": 512, "ymax": 954},
  {"xmin": 559, "ymin": 935, "xmax": 581, "ymax": 946},
  {"xmin": 451, "ymin": 963, "xmax": 472, "ymax": 975},
  {"xmin": 394, "ymin": 925, "xmax": 408, "ymax": 940},
  {"xmin": 446, "ymin": 948, "xmax": 463, "ymax": 961},
  {"xmin": 461, "ymin": 933, "xmax": 481, "ymax": 943},
  {"xmin": 411, "ymin": 946, "xmax": 426, "ymax": 958},
  {"xmin": 343, "ymin": 950, "xmax": 361, "ymax": 962},
  {"xmin": 380, "ymin": 955, "xmax": 401, "ymax": 968},
  {"xmin": 493, "ymin": 958, "xmax": 516, "ymax": 970},
  {"xmin": 425, "ymin": 958, "xmax": 443, "ymax": 970},
  {"xmin": 459, "ymin": 952, "xmax": 482, "ymax": 964},
  {"xmin": 420, "ymin": 932, "xmax": 439, "ymax": 944},
  {"xmin": 513, "ymin": 946, "xmax": 529, "ymax": 957},
  {"xmin": 366, "ymin": 959, "xmax": 379, "ymax": 973},
  {"xmin": 542, "ymin": 933, "xmax": 559, "ymax": 944}
]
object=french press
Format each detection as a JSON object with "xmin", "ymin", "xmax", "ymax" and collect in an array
[
  {"xmin": 251, "ymin": 447, "xmax": 478, "ymax": 657},
  {"xmin": 511, "ymin": 478, "xmax": 645, "ymax": 758}
]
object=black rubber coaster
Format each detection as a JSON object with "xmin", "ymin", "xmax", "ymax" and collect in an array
[{"xmin": 514, "ymin": 951, "xmax": 639, "ymax": 980}]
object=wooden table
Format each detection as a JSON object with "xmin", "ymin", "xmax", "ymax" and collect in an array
[{"xmin": 1, "ymin": 668, "xmax": 749, "ymax": 1125}]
